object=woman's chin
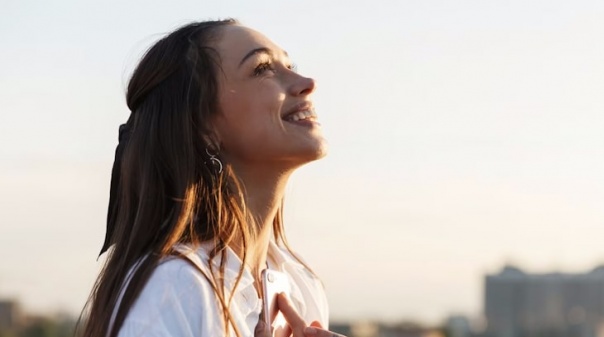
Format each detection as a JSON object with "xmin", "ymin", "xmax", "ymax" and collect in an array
[{"xmin": 287, "ymin": 143, "xmax": 328, "ymax": 169}]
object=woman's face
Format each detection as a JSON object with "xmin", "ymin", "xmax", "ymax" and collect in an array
[{"xmin": 212, "ymin": 25, "xmax": 326, "ymax": 172}]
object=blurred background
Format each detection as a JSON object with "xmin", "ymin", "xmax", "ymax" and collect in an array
[{"xmin": 2, "ymin": 1, "xmax": 604, "ymax": 336}]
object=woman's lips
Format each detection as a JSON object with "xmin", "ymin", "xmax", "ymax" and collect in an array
[
  {"xmin": 282, "ymin": 109, "xmax": 318, "ymax": 122},
  {"xmin": 283, "ymin": 110, "xmax": 320, "ymax": 128}
]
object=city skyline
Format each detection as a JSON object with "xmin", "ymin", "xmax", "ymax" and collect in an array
[{"xmin": 2, "ymin": 0, "xmax": 604, "ymax": 325}]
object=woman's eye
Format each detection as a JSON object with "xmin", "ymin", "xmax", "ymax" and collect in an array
[
  {"xmin": 287, "ymin": 63, "xmax": 298, "ymax": 72},
  {"xmin": 253, "ymin": 62, "xmax": 274, "ymax": 76}
]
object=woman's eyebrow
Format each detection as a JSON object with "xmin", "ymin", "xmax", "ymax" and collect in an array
[{"xmin": 238, "ymin": 47, "xmax": 289, "ymax": 68}]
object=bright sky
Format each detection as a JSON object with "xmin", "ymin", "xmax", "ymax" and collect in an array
[{"xmin": 1, "ymin": 0, "xmax": 604, "ymax": 325}]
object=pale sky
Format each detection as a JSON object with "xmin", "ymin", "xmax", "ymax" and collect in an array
[{"xmin": 1, "ymin": 0, "xmax": 604, "ymax": 325}]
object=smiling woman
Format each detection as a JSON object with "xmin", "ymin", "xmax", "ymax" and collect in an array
[{"xmin": 76, "ymin": 19, "xmax": 343, "ymax": 337}]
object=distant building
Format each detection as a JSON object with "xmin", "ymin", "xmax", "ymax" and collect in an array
[
  {"xmin": 0, "ymin": 299, "xmax": 23, "ymax": 330},
  {"xmin": 484, "ymin": 265, "xmax": 604, "ymax": 337},
  {"xmin": 445, "ymin": 315, "xmax": 472, "ymax": 337}
]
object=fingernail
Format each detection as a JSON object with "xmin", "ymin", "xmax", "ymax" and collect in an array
[
  {"xmin": 304, "ymin": 327, "xmax": 318, "ymax": 335},
  {"xmin": 256, "ymin": 320, "xmax": 266, "ymax": 332}
]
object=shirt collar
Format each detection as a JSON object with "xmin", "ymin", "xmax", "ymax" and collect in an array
[
  {"xmin": 179, "ymin": 241, "xmax": 305, "ymax": 279},
  {"xmin": 175, "ymin": 241, "xmax": 313, "ymax": 332},
  {"xmin": 175, "ymin": 241, "xmax": 308, "ymax": 310},
  {"xmin": 175, "ymin": 242, "xmax": 256, "ymax": 292}
]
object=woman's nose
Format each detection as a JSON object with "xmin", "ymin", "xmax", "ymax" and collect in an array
[{"xmin": 289, "ymin": 75, "xmax": 316, "ymax": 96}]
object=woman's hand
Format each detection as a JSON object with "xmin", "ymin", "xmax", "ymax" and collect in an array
[
  {"xmin": 278, "ymin": 293, "xmax": 347, "ymax": 337},
  {"xmin": 300, "ymin": 323, "xmax": 348, "ymax": 337},
  {"xmin": 254, "ymin": 293, "xmax": 347, "ymax": 337}
]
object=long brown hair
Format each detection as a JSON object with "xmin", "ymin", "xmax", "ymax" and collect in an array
[{"xmin": 77, "ymin": 19, "xmax": 296, "ymax": 337}]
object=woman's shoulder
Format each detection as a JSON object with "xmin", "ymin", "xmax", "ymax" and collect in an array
[
  {"xmin": 149, "ymin": 255, "xmax": 211, "ymax": 289},
  {"xmin": 137, "ymin": 244, "xmax": 216, "ymax": 303},
  {"xmin": 118, "ymin": 249, "xmax": 222, "ymax": 337},
  {"xmin": 131, "ymin": 254, "xmax": 215, "ymax": 305}
]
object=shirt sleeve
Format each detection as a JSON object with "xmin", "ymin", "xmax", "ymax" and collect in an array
[{"xmin": 117, "ymin": 258, "xmax": 224, "ymax": 337}]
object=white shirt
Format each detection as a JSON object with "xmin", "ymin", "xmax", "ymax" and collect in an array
[{"xmin": 115, "ymin": 241, "xmax": 329, "ymax": 337}]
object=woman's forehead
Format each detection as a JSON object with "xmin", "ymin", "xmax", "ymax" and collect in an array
[{"xmin": 216, "ymin": 25, "xmax": 286, "ymax": 65}]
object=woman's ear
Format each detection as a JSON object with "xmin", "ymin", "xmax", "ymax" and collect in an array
[
  {"xmin": 203, "ymin": 135, "xmax": 221, "ymax": 152},
  {"xmin": 202, "ymin": 117, "xmax": 223, "ymax": 152},
  {"xmin": 201, "ymin": 123, "xmax": 222, "ymax": 152}
]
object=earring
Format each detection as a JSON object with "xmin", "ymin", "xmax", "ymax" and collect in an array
[{"xmin": 205, "ymin": 147, "xmax": 223, "ymax": 174}]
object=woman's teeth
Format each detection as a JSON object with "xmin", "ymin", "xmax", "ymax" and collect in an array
[{"xmin": 286, "ymin": 110, "xmax": 316, "ymax": 122}]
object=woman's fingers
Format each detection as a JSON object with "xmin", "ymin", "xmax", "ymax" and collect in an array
[
  {"xmin": 310, "ymin": 321, "xmax": 323, "ymax": 329},
  {"xmin": 276, "ymin": 294, "xmax": 348, "ymax": 337},
  {"xmin": 276, "ymin": 293, "xmax": 307, "ymax": 336},
  {"xmin": 303, "ymin": 326, "xmax": 348, "ymax": 337}
]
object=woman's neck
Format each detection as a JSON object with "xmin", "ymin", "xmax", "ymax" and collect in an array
[{"xmin": 228, "ymin": 163, "xmax": 292, "ymax": 276}]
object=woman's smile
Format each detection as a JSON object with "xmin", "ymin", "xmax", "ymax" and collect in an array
[{"xmin": 281, "ymin": 102, "xmax": 320, "ymax": 128}]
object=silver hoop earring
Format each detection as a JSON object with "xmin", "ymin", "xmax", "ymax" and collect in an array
[{"xmin": 205, "ymin": 147, "xmax": 223, "ymax": 174}]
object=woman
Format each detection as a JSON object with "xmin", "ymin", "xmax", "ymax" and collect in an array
[{"xmin": 79, "ymin": 19, "xmax": 345, "ymax": 337}]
